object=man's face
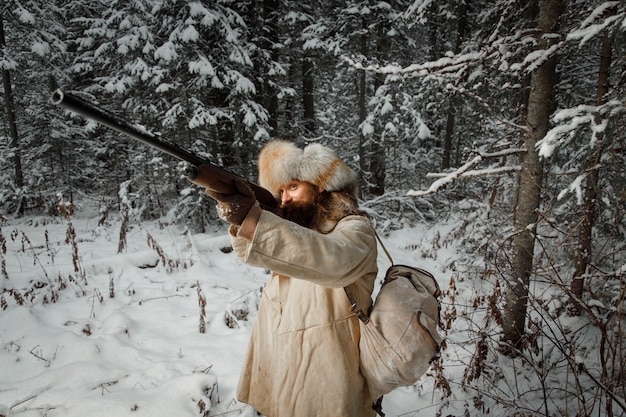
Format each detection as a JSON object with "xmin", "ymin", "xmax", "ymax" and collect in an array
[{"xmin": 278, "ymin": 180, "xmax": 320, "ymax": 226}]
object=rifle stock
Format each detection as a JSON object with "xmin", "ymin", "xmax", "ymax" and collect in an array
[{"xmin": 51, "ymin": 89, "xmax": 278, "ymax": 211}]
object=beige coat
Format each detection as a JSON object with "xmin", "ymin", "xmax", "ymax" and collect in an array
[{"xmin": 230, "ymin": 209, "xmax": 378, "ymax": 417}]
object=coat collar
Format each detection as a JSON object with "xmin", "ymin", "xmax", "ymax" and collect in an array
[{"xmin": 310, "ymin": 190, "xmax": 365, "ymax": 234}]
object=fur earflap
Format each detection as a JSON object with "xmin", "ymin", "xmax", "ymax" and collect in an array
[{"xmin": 258, "ymin": 140, "xmax": 357, "ymax": 196}]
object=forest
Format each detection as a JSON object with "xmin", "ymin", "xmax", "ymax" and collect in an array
[{"xmin": 1, "ymin": 0, "xmax": 625, "ymax": 416}]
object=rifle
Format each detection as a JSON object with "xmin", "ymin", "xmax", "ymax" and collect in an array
[{"xmin": 51, "ymin": 88, "xmax": 278, "ymax": 211}]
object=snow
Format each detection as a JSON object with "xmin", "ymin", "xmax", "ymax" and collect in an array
[
  {"xmin": 16, "ymin": 7, "xmax": 36, "ymax": 25},
  {"xmin": 189, "ymin": 108, "xmax": 218, "ymax": 129},
  {"xmin": 343, "ymin": 52, "xmax": 486, "ymax": 78},
  {"xmin": 234, "ymin": 77, "xmax": 256, "ymax": 95},
  {"xmin": 0, "ymin": 57, "xmax": 17, "ymax": 71},
  {"xmin": 568, "ymin": 1, "xmax": 624, "ymax": 46},
  {"xmin": 154, "ymin": 41, "xmax": 178, "ymax": 62},
  {"xmin": 380, "ymin": 99, "xmax": 394, "ymax": 116},
  {"xmin": 417, "ymin": 122, "xmax": 430, "ymax": 139},
  {"xmin": 188, "ymin": 57, "xmax": 216, "ymax": 77},
  {"xmin": 30, "ymin": 42, "xmax": 50, "ymax": 57},
  {"xmin": 0, "ymin": 212, "xmax": 460, "ymax": 417},
  {"xmin": 408, "ymin": 155, "xmax": 482, "ymax": 197},
  {"xmin": 189, "ymin": 2, "xmax": 218, "ymax": 27},
  {"xmin": 361, "ymin": 117, "xmax": 375, "ymax": 136},
  {"xmin": 155, "ymin": 83, "xmax": 174, "ymax": 93},
  {"xmin": 557, "ymin": 173, "xmax": 585, "ymax": 205},
  {"xmin": 181, "ymin": 25, "xmax": 200, "ymax": 43}
]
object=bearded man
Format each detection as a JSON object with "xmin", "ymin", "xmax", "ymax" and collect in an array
[{"xmin": 206, "ymin": 140, "xmax": 378, "ymax": 417}]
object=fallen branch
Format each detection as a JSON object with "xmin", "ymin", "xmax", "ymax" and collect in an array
[
  {"xmin": 92, "ymin": 379, "xmax": 121, "ymax": 395},
  {"xmin": 136, "ymin": 293, "xmax": 188, "ymax": 305},
  {"xmin": 29, "ymin": 345, "xmax": 55, "ymax": 367},
  {"xmin": 10, "ymin": 393, "xmax": 38, "ymax": 410}
]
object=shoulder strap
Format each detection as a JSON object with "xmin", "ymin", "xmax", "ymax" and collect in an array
[
  {"xmin": 344, "ymin": 286, "xmax": 370, "ymax": 324},
  {"xmin": 343, "ymin": 227, "xmax": 392, "ymax": 324},
  {"xmin": 373, "ymin": 229, "xmax": 394, "ymax": 265}
]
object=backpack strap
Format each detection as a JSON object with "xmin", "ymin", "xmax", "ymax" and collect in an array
[
  {"xmin": 373, "ymin": 229, "xmax": 394, "ymax": 265},
  {"xmin": 344, "ymin": 286, "xmax": 369, "ymax": 324},
  {"xmin": 347, "ymin": 227, "xmax": 389, "ymax": 417},
  {"xmin": 343, "ymin": 228, "xmax": 392, "ymax": 325}
]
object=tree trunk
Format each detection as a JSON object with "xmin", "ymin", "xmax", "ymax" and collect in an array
[
  {"xmin": 502, "ymin": 0, "xmax": 561, "ymax": 352},
  {"xmin": 369, "ymin": 23, "xmax": 391, "ymax": 197},
  {"xmin": 357, "ymin": 16, "xmax": 368, "ymax": 198},
  {"xmin": 442, "ymin": 0, "xmax": 469, "ymax": 170},
  {"xmin": 0, "ymin": 15, "xmax": 24, "ymax": 214},
  {"xmin": 570, "ymin": 22, "xmax": 613, "ymax": 307},
  {"xmin": 442, "ymin": 102, "xmax": 455, "ymax": 170},
  {"xmin": 285, "ymin": 55, "xmax": 296, "ymax": 139},
  {"xmin": 302, "ymin": 54, "xmax": 315, "ymax": 134},
  {"xmin": 263, "ymin": 0, "xmax": 279, "ymax": 132}
]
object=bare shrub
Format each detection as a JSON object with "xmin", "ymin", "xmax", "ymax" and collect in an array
[
  {"xmin": 145, "ymin": 229, "xmax": 190, "ymax": 272},
  {"xmin": 0, "ymin": 213, "xmax": 8, "ymax": 280}
]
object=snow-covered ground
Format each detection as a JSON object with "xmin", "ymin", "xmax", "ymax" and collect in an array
[{"xmin": 0, "ymin": 210, "xmax": 462, "ymax": 417}]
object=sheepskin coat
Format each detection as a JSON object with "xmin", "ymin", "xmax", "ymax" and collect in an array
[{"xmin": 229, "ymin": 193, "xmax": 378, "ymax": 417}]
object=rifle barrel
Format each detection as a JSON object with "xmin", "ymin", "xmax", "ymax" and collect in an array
[
  {"xmin": 51, "ymin": 89, "xmax": 207, "ymax": 166},
  {"xmin": 51, "ymin": 88, "xmax": 279, "ymax": 211}
]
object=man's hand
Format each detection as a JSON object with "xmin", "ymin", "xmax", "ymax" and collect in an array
[{"xmin": 206, "ymin": 179, "xmax": 256, "ymax": 226}]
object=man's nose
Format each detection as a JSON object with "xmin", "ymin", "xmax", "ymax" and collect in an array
[{"xmin": 281, "ymin": 192, "xmax": 292, "ymax": 206}]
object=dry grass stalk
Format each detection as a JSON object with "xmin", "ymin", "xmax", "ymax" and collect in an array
[{"xmin": 197, "ymin": 281, "xmax": 207, "ymax": 334}]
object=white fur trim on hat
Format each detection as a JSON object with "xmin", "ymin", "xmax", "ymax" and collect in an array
[{"xmin": 258, "ymin": 140, "xmax": 356, "ymax": 196}]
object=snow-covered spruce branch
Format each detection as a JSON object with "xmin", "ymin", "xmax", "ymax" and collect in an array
[
  {"xmin": 342, "ymin": 27, "xmax": 565, "ymax": 85},
  {"xmin": 408, "ymin": 149, "xmax": 524, "ymax": 198},
  {"xmin": 567, "ymin": 1, "xmax": 625, "ymax": 47},
  {"xmin": 342, "ymin": 54, "xmax": 529, "ymax": 135},
  {"xmin": 537, "ymin": 100, "xmax": 624, "ymax": 158},
  {"xmin": 342, "ymin": 52, "xmax": 490, "ymax": 78}
]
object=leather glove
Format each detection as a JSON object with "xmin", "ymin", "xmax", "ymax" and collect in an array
[{"xmin": 206, "ymin": 179, "xmax": 256, "ymax": 226}]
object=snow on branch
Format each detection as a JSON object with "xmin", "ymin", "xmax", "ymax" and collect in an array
[
  {"xmin": 408, "ymin": 155, "xmax": 482, "ymax": 198},
  {"xmin": 538, "ymin": 100, "xmax": 624, "ymax": 158},
  {"xmin": 407, "ymin": 148, "xmax": 524, "ymax": 198},
  {"xmin": 567, "ymin": 1, "xmax": 625, "ymax": 46},
  {"xmin": 342, "ymin": 52, "xmax": 487, "ymax": 78},
  {"xmin": 426, "ymin": 165, "xmax": 521, "ymax": 180}
]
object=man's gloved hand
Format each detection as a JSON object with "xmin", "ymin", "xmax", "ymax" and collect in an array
[{"xmin": 206, "ymin": 179, "xmax": 256, "ymax": 226}]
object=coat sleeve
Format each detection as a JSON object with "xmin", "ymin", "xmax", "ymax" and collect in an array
[{"xmin": 229, "ymin": 210, "xmax": 377, "ymax": 288}]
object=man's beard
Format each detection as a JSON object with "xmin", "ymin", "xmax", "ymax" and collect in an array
[{"xmin": 281, "ymin": 200, "xmax": 317, "ymax": 227}]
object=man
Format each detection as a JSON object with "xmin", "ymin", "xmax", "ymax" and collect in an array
[{"xmin": 205, "ymin": 140, "xmax": 378, "ymax": 417}]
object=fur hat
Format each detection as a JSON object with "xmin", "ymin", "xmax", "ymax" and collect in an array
[{"xmin": 258, "ymin": 140, "xmax": 357, "ymax": 196}]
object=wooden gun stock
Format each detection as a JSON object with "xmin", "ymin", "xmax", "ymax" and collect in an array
[{"xmin": 185, "ymin": 164, "xmax": 278, "ymax": 210}]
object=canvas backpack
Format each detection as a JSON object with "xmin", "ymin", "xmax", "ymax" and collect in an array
[{"xmin": 344, "ymin": 234, "xmax": 443, "ymax": 415}]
